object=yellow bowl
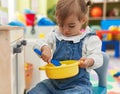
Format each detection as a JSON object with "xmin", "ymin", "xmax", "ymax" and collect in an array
[{"xmin": 39, "ymin": 60, "xmax": 80, "ymax": 79}]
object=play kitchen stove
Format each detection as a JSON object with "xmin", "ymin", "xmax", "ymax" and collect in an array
[{"xmin": 0, "ymin": 26, "xmax": 26, "ymax": 94}]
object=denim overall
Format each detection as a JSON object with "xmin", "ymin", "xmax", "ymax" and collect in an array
[{"xmin": 27, "ymin": 33, "xmax": 95, "ymax": 94}]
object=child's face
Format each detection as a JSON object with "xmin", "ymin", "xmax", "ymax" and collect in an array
[{"xmin": 57, "ymin": 14, "xmax": 84, "ymax": 37}]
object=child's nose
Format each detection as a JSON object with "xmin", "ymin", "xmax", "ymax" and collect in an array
[{"xmin": 63, "ymin": 26, "xmax": 69, "ymax": 32}]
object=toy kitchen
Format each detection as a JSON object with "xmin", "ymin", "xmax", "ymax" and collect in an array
[
  {"xmin": 24, "ymin": 26, "xmax": 55, "ymax": 89},
  {"xmin": 0, "ymin": 26, "xmax": 26, "ymax": 94}
]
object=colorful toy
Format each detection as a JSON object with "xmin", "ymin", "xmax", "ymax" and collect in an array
[
  {"xmin": 39, "ymin": 60, "xmax": 80, "ymax": 79},
  {"xmin": 16, "ymin": 12, "xmax": 26, "ymax": 24},
  {"xmin": 113, "ymin": 72, "xmax": 120, "ymax": 77},
  {"xmin": 37, "ymin": 17, "xmax": 55, "ymax": 26},
  {"xmin": 39, "ymin": 33, "xmax": 45, "ymax": 38},
  {"xmin": 25, "ymin": 13, "xmax": 36, "ymax": 26},
  {"xmin": 24, "ymin": 63, "xmax": 33, "ymax": 90},
  {"xmin": 108, "ymin": 25, "xmax": 120, "ymax": 40},
  {"xmin": 113, "ymin": 72, "xmax": 120, "ymax": 86},
  {"xmin": 33, "ymin": 48, "xmax": 61, "ymax": 66},
  {"xmin": 90, "ymin": 6, "xmax": 102, "ymax": 17},
  {"xmin": 118, "ymin": 26, "xmax": 120, "ymax": 31},
  {"xmin": 8, "ymin": 20, "xmax": 25, "ymax": 27},
  {"xmin": 109, "ymin": 25, "xmax": 119, "ymax": 31}
]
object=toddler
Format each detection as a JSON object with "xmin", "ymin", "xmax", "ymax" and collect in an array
[{"xmin": 27, "ymin": 0, "xmax": 103, "ymax": 94}]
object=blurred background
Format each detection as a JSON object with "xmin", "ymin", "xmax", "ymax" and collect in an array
[{"xmin": 0, "ymin": 0, "xmax": 120, "ymax": 94}]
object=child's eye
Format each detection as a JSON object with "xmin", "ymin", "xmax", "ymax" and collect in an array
[{"xmin": 69, "ymin": 25, "xmax": 75, "ymax": 28}]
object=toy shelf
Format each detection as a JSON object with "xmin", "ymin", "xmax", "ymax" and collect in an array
[{"xmin": 88, "ymin": 1, "xmax": 120, "ymax": 26}]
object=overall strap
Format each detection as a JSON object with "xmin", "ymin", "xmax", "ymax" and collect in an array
[
  {"xmin": 80, "ymin": 32, "xmax": 96, "ymax": 42},
  {"xmin": 79, "ymin": 32, "xmax": 96, "ymax": 56}
]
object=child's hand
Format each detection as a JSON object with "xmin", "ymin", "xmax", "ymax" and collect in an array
[
  {"xmin": 79, "ymin": 57, "xmax": 94, "ymax": 68},
  {"xmin": 41, "ymin": 46, "xmax": 51, "ymax": 63}
]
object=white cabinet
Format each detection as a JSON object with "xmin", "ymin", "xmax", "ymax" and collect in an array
[
  {"xmin": 24, "ymin": 26, "xmax": 55, "ymax": 89},
  {"xmin": 25, "ymin": 26, "xmax": 55, "ymax": 39},
  {"xmin": 25, "ymin": 39, "xmax": 48, "ymax": 89},
  {"xmin": 0, "ymin": 26, "xmax": 26, "ymax": 94}
]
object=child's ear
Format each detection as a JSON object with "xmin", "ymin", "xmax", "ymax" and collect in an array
[{"xmin": 81, "ymin": 16, "xmax": 87, "ymax": 24}]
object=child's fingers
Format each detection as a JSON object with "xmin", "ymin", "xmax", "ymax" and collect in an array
[
  {"xmin": 41, "ymin": 55, "xmax": 50, "ymax": 63},
  {"xmin": 79, "ymin": 57, "xmax": 86, "ymax": 64},
  {"xmin": 79, "ymin": 62, "xmax": 87, "ymax": 68},
  {"xmin": 79, "ymin": 58, "xmax": 89, "ymax": 68},
  {"xmin": 80, "ymin": 57, "xmax": 86, "ymax": 61}
]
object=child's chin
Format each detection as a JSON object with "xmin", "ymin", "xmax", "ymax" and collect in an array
[{"xmin": 63, "ymin": 33, "xmax": 74, "ymax": 37}]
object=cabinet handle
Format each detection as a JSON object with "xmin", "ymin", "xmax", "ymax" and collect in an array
[
  {"xmin": 31, "ymin": 25, "xmax": 36, "ymax": 34},
  {"xmin": 21, "ymin": 40, "xmax": 27, "ymax": 46},
  {"xmin": 17, "ymin": 42, "xmax": 22, "ymax": 48},
  {"xmin": 13, "ymin": 47, "xmax": 22, "ymax": 54}
]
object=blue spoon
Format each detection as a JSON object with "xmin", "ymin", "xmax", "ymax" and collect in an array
[{"xmin": 33, "ymin": 48, "xmax": 61, "ymax": 66}]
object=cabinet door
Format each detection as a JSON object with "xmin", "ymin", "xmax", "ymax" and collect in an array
[
  {"xmin": 11, "ymin": 52, "xmax": 17, "ymax": 94},
  {"xmin": 0, "ymin": 30, "xmax": 11, "ymax": 94},
  {"xmin": 17, "ymin": 46, "xmax": 25, "ymax": 94},
  {"xmin": 11, "ymin": 38, "xmax": 25, "ymax": 94}
]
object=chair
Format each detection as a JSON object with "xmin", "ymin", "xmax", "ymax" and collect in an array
[{"xmin": 92, "ymin": 52, "xmax": 109, "ymax": 94}]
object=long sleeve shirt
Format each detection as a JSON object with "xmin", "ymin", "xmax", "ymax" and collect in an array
[{"xmin": 35, "ymin": 26, "xmax": 103, "ymax": 71}]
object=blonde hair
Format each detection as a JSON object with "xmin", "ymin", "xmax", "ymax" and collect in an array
[{"xmin": 55, "ymin": 0, "xmax": 91, "ymax": 27}]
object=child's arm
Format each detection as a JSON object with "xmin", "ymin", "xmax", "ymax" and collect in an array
[
  {"xmin": 35, "ymin": 31, "xmax": 56, "ymax": 63},
  {"xmin": 80, "ymin": 35, "xmax": 103, "ymax": 69}
]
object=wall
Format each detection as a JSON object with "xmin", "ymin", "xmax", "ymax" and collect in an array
[
  {"xmin": 47, "ymin": 0, "xmax": 58, "ymax": 10},
  {"xmin": 16, "ymin": 0, "xmax": 47, "ymax": 15},
  {"xmin": 0, "ymin": 0, "xmax": 8, "ymax": 24}
]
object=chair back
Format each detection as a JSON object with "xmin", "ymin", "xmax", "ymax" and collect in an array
[{"xmin": 94, "ymin": 52, "xmax": 109, "ymax": 87}]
